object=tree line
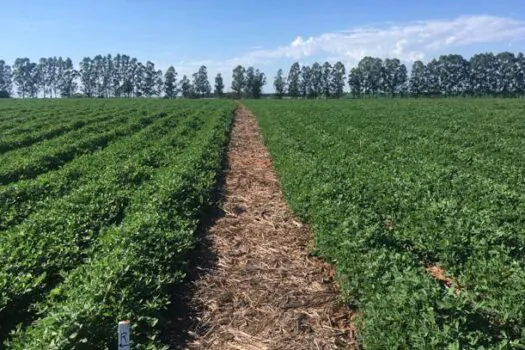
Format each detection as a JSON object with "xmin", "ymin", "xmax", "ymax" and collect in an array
[
  {"xmin": 277, "ymin": 52, "xmax": 525, "ymax": 98},
  {"xmin": 0, "ymin": 51, "xmax": 524, "ymax": 98},
  {"xmin": 0, "ymin": 54, "xmax": 266, "ymax": 99}
]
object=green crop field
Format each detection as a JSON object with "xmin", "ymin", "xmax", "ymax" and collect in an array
[
  {"xmin": 1, "ymin": 97, "xmax": 524, "ymax": 349},
  {"xmin": 245, "ymin": 99, "xmax": 525, "ymax": 349},
  {"xmin": 0, "ymin": 99, "xmax": 234, "ymax": 348}
]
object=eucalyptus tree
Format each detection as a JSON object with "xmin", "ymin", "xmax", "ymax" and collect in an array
[
  {"xmin": 425, "ymin": 58, "xmax": 441, "ymax": 96},
  {"xmin": 142, "ymin": 61, "xmax": 158, "ymax": 97},
  {"xmin": 495, "ymin": 52, "xmax": 518, "ymax": 96},
  {"xmin": 118, "ymin": 56, "xmax": 138, "ymax": 97},
  {"xmin": 330, "ymin": 61, "xmax": 346, "ymax": 98},
  {"xmin": 13, "ymin": 58, "xmax": 39, "ymax": 98},
  {"xmin": 516, "ymin": 52, "xmax": 525, "ymax": 96},
  {"xmin": 57, "ymin": 58, "xmax": 78, "ymax": 97},
  {"xmin": 111, "ymin": 54, "xmax": 123, "ymax": 97},
  {"xmin": 231, "ymin": 65, "xmax": 246, "ymax": 98},
  {"xmin": 79, "ymin": 57, "xmax": 96, "ymax": 97},
  {"xmin": 274, "ymin": 68, "xmax": 286, "ymax": 99},
  {"xmin": 155, "ymin": 71, "xmax": 163, "ymax": 97},
  {"xmin": 133, "ymin": 62, "xmax": 146, "ymax": 97},
  {"xmin": 348, "ymin": 67, "xmax": 362, "ymax": 98},
  {"xmin": 0, "ymin": 60, "xmax": 12, "ymax": 97},
  {"xmin": 192, "ymin": 65, "xmax": 211, "ymax": 98},
  {"xmin": 382, "ymin": 58, "xmax": 407, "ymax": 96},
  {"xmin": 357, "ymin": 57, "xmax": 383, "ymax": 96},
  {"xmin": 321, "ymin": 61, "xmax": 332, "ymax": 98},
  {"xmin": 37, "ymin": 58, "xmax": 50, "ymax": 97},
  {"xmin": 310, "ymin": 62, "xmax": 323, "ymax": 98},
  {"xmin": 409, "ymin": 60, "xmax": 428, "ymax": 96},
  {"xmin": 88, "ymin": 54, "xmax": 113, "ymax": 97},
  {"xmin": 308, "ymin": 62, "xmax": 323, "ymax": 98},
  {"xmin": 164, "ymin": 66, "xmax": 178, "ymax": 98},
  {"xmin": 214, "ymin": 73, "xmax": 224, "ymax": 97},
  {"xmin": 287, "ymin": 62, "xmax": 301, "ymax": 98},
  {"xmin": 245, "ymin": 66, "xmax": 266, "ymax": 98},
  {"xmin": 101, "ymin": 54, "xmax": 113, "ymax": 97},
  {"xmin": 469, "ymin": 53, "xmax": 498, "ymax": 96},
  {"xmin": 436, "ymin": 54, "xmax": 470, "ymax": 96},
  {"xmin": 299, "ymin": 65, "xmax": 312, "ymax": 98},
  {"xmin": 180, "ymin": 75, "xmax": 193, "ymax": 98},
  {"xmin": 245, "ymin": 66, "xmax": 255, "ymax": 98}
]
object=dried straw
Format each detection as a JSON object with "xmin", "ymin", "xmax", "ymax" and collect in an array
[{"xmin": 172, "ymin": 106, "xmax": 357, "ymax": 349}]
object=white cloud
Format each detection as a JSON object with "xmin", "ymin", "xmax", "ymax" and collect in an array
[
  {"xmin": 174, "ymin": 15, "xmax": 525, "ymax": 91},
  {"xmin": 197, "ymin": 15, "xmax": 524, "ymax": 65},
  {"xmin": 263, "ymin": 15, "xmax": 525, "ymax": 63}
]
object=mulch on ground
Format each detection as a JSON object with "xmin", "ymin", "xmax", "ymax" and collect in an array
[{"xmin": 178, "ymin": 105, "xmax": 356, "ymax": 349}]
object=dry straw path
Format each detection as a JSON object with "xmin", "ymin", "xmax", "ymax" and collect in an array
[{"xmin": 180, "ymin": 105, "xmax": 355, "ymax": 349}]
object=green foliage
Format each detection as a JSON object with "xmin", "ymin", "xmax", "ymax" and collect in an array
[
  {"xmin": 0, "ymin": 114, "xmax": 114, "ymax": 154},
  {"xmin": 0, "ymin": 105, "xmax": 204, "ymax": 230},
  {"xmin": 192, "ymin": 66, "xmax": 211, "ymax": 98},
  {"xmin": 0, "ymin": 110, "xmax": 155, "ymax": 185},
  {"xmin": 245, "ymin": 98, "xmax": 525, "ymax": 349},
  {"xmin": 273, "ymin": 69, "xmax": 286, "ymax": 99},
  {"xmin": 0, "ymin": 99, "xmax": 235, "ymax": 348},
  {"xmin": 214, "ymin": 73, "xmax": 225, "ymax": 97},
  {"xmin": 163, "ymin": 66, "xmax": 178, "ymax": 98},
  {"xmin": 231, "ymin": 65, "xmax": 246, "ymax": 98}
]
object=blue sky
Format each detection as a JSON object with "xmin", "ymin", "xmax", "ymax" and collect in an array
[{"xmin": 2, "ymin": 0, "xmax": 525, "ymax": 89}]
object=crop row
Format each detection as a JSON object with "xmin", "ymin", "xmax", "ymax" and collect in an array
[
  {"xmin": 0, "ymin": 105, "xmax": 225, "ymax": 336},
  {"xmin": 0, "ymin": 113, "xmax": 121, "ymax": 153},
  {"xmin": 0, "ymin": 98, "xmax": 172, "ymax": 135},
  {"xmin": 0, "ymin": 103, "xmax": 123, "ymax": 133},
  {"xmin": 4, "ymin": 102, "xmax": 234, "ymax": 349},
  {"xmin": 245, "ymin": 99, "xmax": 525, "ymax": 349},
  {"xmin": 0, "ymin": 106, "xmax": 196, "ymax": 230},
  {"xmin": 0, "ymin": 111, "xmax": 162, "ymax": 185}
]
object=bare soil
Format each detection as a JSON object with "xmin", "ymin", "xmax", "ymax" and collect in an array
[{"xmin": 171, "ymin": 105, "xmax": 356, "ymax": 349}]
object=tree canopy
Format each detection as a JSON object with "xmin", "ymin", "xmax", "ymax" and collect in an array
[{"xmin": 2, "ymin": 51, "xmax": 525, "ymax": 98}]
